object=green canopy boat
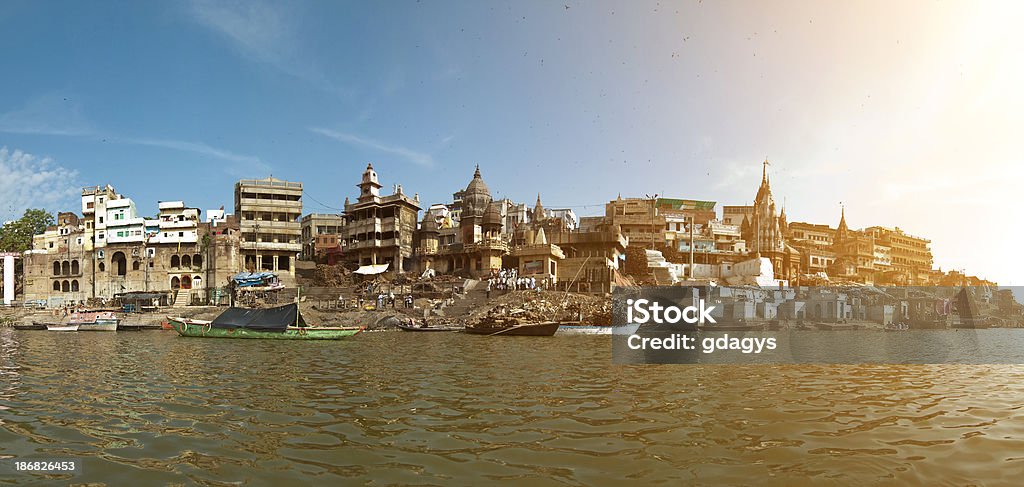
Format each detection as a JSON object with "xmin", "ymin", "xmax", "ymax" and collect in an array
[{"xmin": 168, "ymin": 303, "xmax": 362, "ymax": 340}]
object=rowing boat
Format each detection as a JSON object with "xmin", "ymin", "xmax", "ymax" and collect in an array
[
  {"xmin": 464, "ymin": 321, "xmax": 560, "ymax": 336},
  {"xmin": 556, "ymin": 323, "xmax": 640, "ymax": 336},
  {"xmin": 397, "ymin": 322, "xmax": 465, "ymax": 332}
]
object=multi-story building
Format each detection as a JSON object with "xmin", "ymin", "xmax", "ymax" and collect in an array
[
  {"xmin": 105, "ymin": 198, "xmax": 147, "ymax": 244},
  {"xmin": 722, "ymin": 205, "xmax": 753, "ymax": 226},
  {"xmin": 342, "ymin": 164, "xmax": 420, "ymax": 272},
  {"xmin": 300, "ymin": 213, "xmax": 345, "ymax": 261},
  {"xmin": 605, "ymin": 197, "xmax": 665, "ymax": 248},
  {"xmin": 81, "ymin": 184, "xmax": 121, "ymax": 249},
  {"xmin": 865, "ymin": 226, "xmax": 933, "ymax": 284},
  {"xmin": 788, "ymin": 222, "xmax": 835, "ymax": 248},
  {"xmin": 235, "ymin": 177, "xmax": 303, "ymax": 279}
]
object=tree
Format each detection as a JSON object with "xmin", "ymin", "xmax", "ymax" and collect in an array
[{"xmin": 0, "ymin": 208, "xmax": 54, "ymax": 253}]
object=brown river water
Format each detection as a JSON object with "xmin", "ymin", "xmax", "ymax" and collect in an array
[{"xmin": 1, "ymin": 329, "xmax": 1023, "ymax": 485}]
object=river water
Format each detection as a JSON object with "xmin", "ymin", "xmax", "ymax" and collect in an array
[{"xmin": 1, "ymin": 329, "xmax": 1023, "ymax": 485}]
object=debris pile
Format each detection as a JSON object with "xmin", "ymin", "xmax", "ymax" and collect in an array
[
  {"xmin": 470, "ymin": 290, "xmax": 611, "ymax": 326},
  {"xmin": 312, "ymin": 264, "xmax": 351, "ymax": 287}
]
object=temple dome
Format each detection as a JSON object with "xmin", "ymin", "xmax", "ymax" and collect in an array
[
  {"xmin": 462, "ymin": 165, "xmax": 492, "ymax": 219},
  {"xmin": 483, "ymin": 202, "xmax": 503, "ymax": 227}
]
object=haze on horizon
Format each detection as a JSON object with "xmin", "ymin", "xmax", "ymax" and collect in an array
[{"xmin": 0, "ymin": 0, "xmax": 1020, "ymax": 284}]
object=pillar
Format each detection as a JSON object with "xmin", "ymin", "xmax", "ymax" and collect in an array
[{"xmin": 3, "ymin": 255, "xmax": 14, "ymax": 305}]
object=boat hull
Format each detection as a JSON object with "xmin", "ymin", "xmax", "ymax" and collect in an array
[
  {"xmin": 16, "ymin": 323, "xmax": 47, "ymax": 330},
  {"xmin": 77, "ymin": 322, "xmax": 118, "ymax": 332},
  {"xmin": 465, "ymin": 322, "xmax": 561, "ymax": 336},
  {"xmin": 167, "ymin": 318, "xmax": 362, "ymax": 340},
  {"xmin": 397, "ymin": 323, "xmax": 465, "ymax": 332},
  {"xmin": 45, "ymin": 323, "xmax": 80, "ymax": 332},
  {"xmin": 556, "ymin": 323, "xmax": 640, "ymax": 335}
]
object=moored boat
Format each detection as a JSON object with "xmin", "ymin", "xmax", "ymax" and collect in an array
[
  {"xmin": 465, "ymin": 321, "xmax": 561, "ymax": 336},
  {"xmin": 397, "ymin": 322, "xmax": 465, "ymax": 332},
  {"xmin": 167, "ymin": 303, "xmax": 362, "ymax": 340},
  {"xmin": 70, "ymin": 311, "xmax": 120, "ymax": 331},
  {"xmin": 45, "ymin": 323, "xmax": 80, "ymax": 332},
  {"xmin": 556, "ymin": 323, "xmax": 640, "ymax": 335},
  {"xmin": 15, "ymin": 323, "xmax": 47, "ymax": 330}
]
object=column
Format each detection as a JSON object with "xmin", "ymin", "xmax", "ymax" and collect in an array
[{"xmin": 3, "ymin": 255, "xmax": 14, "ymax": 305}]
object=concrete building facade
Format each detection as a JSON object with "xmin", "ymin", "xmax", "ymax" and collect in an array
[{"xmin": 235, "ymin": 177, "xmax": 303, "ymax": 280}]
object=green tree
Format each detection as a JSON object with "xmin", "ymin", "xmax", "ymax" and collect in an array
[{"xmin": 0, "ymin": 208, "xmax": 54, "ymax": 252}]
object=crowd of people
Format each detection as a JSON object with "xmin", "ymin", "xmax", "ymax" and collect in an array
[{"xmin": 485, "ymin": 268, "xmax": 548, "ymax": 298}]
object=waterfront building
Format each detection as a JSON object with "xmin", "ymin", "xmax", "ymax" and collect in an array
[
  {"xmin": 300, "ymin": 213, "xmax": 345, "ymax": 261},
  {"xmin": 604, "ymin": 196, "xmax": 665, "ymax": 248},
  {"xmin": 81, "ymin": 185, "xmax": 121, "ymax": 249},
  {"xmin": 830, "ymin": 208, "xmax": 876, "ymax": 283},
  {"xmin": 105, "ymin": 198, "xmax": 146, "ymax": 244},
  {"xmin": 341, "ymin": 164, "xmax": 420, "ymax": 273},
  {"xmin": 235, "ymin": 177, "xmax": 303, "ymax": 280},
  {"xmin": 865, "ymin": 226, "xmax": 934, "ymax": 284},
  {"xmin": 739, "ymin": 161, "xmax": 800, "ymax": 282}
]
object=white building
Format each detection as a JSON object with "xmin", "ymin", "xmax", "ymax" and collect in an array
[
  {"xmin": 105, "ymin": 198, "xmax": 147, "ymax": 244},
  {"xmin": 148, "ymin": 201, "xmax": 199, "ymax": 245}
]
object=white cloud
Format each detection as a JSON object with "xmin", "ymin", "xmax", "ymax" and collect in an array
[
  {"xmin": 0, "ymin": 147, "xmax": 80, "ymax": 221},
  {"xmin": 311, "ymin": 127, "xmax": 434, "ymax": 167}
]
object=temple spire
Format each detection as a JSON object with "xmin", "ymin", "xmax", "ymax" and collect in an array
[{"xmin": 533, "ymin": 193, "xmax": 545, "ymax": 221}]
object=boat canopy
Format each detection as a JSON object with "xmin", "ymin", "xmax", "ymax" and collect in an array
[
  {"xmin": 353, "ymin": 263, "xmax": 389, "ymax": 275},
  {"xmin": 232, "ymin": 271, "xmax": 277, "ymax": 287},
  {"xmin": 211, "ymin": 303, "xmax": 307, "ymax": 331}
]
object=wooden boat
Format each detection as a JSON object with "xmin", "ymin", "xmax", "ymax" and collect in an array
[
  {"xmin": 397, "ymin": 322, "xmax": 465, "ymax": 332},
  {"xmin": 70, "ymin": 311, "xmax": 120, "ymax": 331},
  {"xmin": 167, "ymin": 317, "xmax": 362, "ymax": 340},
  {"xmin": 45, "ymin": 323, "xmax": 80, "ymax": 332},
  {"xmin": 167, "ymin": 303, "xmax": 362, "ymax": 340},
  {"xmin": 160, "ymin": 320, "xmax": 173, "ymax": 330},
  {"xmin": 117, "ymin": 323, "xmax": 163, "ymax": 331},
  {"xmin": 556, "ymin": 323, "xmax": 640, "ymax": 335},
  {"xmin": 15, "ymin": 323, "xmax": 47, "ymax": 330},
  {"xmin": 464, "ymin": 321, "xmax": 561, "ymax": 336}
]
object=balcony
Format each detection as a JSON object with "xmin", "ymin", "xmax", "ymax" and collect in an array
[
  {"xmin": 241, "ymin": 220, "xmax": 300, "ymax": 231},
  {"xmin": 240, "ymin": 241, "xmax": 302, "ymax": 252},
  {"xmin": 237, "ymin": 197, "xmax": 302, "ymax": 209}
]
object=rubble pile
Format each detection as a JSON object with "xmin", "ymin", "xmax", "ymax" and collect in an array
[
  {"xmin": 312, "ymin": 264, "xmax": 351, "ymax": 287},
  {"xmin": 470, "ymin": 290, "xmax": 612, "ymax": 326}
]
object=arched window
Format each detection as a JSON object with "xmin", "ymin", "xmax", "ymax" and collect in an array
[
  {"xmin": 62, "ymin": 261, "xmax": 70, "ymax": 275},
  {"xmin": 171, "ymin": 255, "xmax": 180, "ymax": 268},
  {"xmin": 193, "ymin": 254, "xmax": 203, "ymax": 269},
  {"xmin": 71, "ymin": 260, "xmax": 79, "ymax": 275},
  {"xmin": 192, "ymin": 275, "xmax": 202, "ymax": 287},
  {"xmin": 132, "ymin": 261, "xmax": 140, "ymax": 271},
  {"xmin": 71, "ymin": 280, "xmax": 79, "ymax": 292},
  {"xmin": 112, "ymin": 252, "xmax": 127, "ymax": 276},
  {"xmin": 181, "ymin": 255, "xmax": 192, "ymax": 268},
  {"xmin": 53, "ymin": 281, "xmax": 61, "ymax": 291},
  {"xmin": 61, "ymin": 280, "xmax": 70, "ymax": 292},
  {"xmin": 181, "ymin": 276, "xmax": 192, "ymax": 289},
  {"xmin": 99, "ymin": 262, "xmax": 105, "ymax": 272},
  {"xmin": 171, "ymin": 276, "xmax": 181, "ymax": 290},
  {"xmin": 53, "ymin": 261, "xmax": 61, "ymax": 276}
]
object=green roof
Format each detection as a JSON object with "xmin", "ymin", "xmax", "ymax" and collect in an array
[{"xmin": 655, "ymin": 198, "xmax": 716, "ymax": 211}]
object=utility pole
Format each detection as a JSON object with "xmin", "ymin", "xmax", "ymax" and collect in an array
[{"xmin": 688, "ymin": 216, "xmax": 695, "ymax": 279}]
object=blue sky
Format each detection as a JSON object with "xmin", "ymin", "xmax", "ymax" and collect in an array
[{"xmin": 0, "ymin": 1, "xmax": 1021, "ymax": 284}]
